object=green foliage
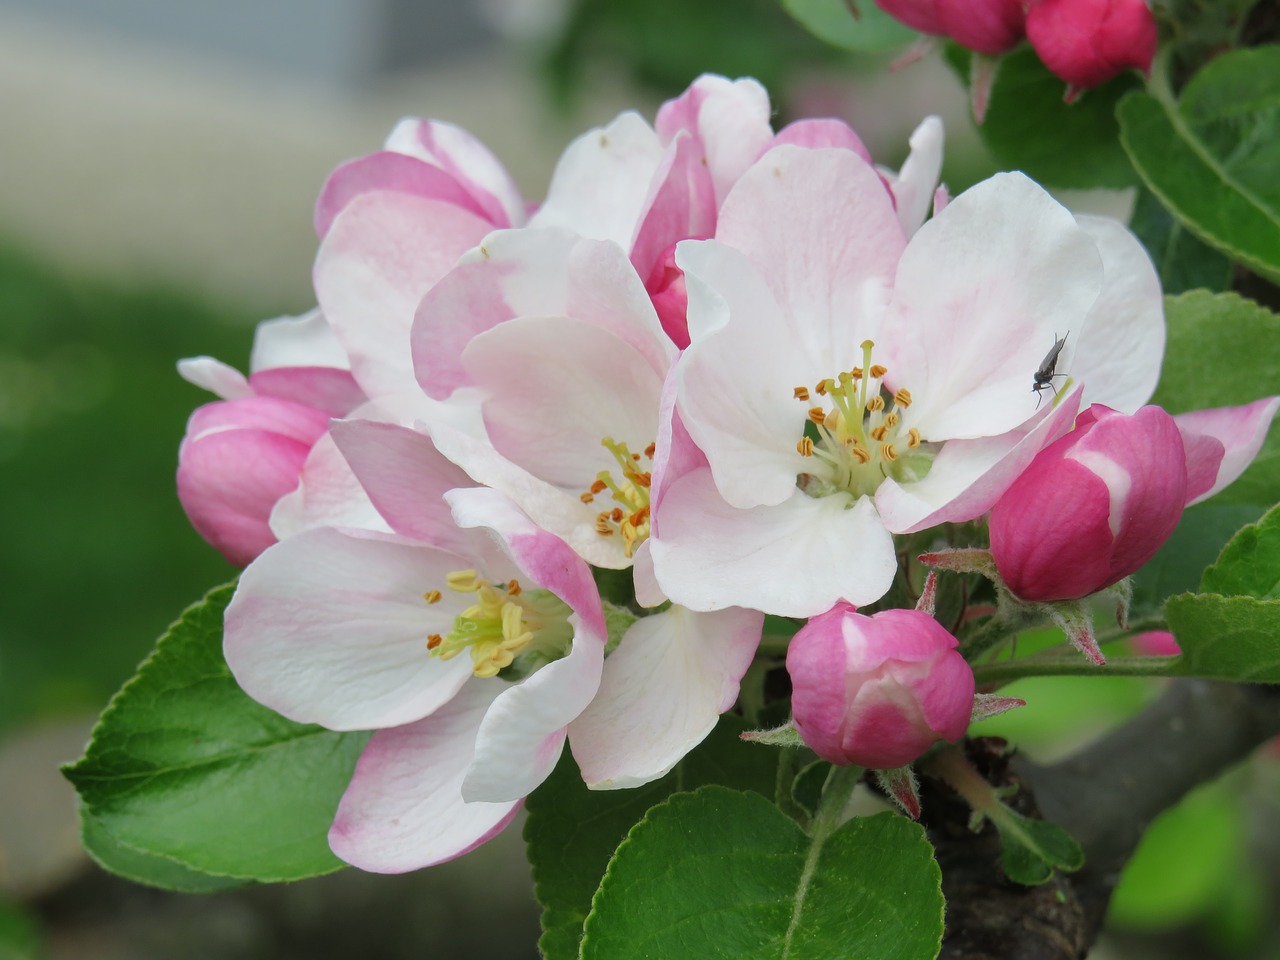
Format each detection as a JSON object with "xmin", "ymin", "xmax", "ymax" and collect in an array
[
  {"xmin": 947, "ymin": 45, "xmax": 1139, "ymax": 189},
  {"xmin": 780, "ymin": 0, "xmax": 916, "ymax": 52},
  {"xmin": 579, "ymin": 788, "xmax": 943, "ymax": 960},
  {"xmin": 63, "ymin": 585, "xmax": 368, "ymax": 886},
  {"xmin": 1118, "ymin": 47, "xmax": 1280, "ymax": 284},
  {"xmin": 80, "ymin": 809, "xmax": 247, "ymax": 893},
  {"xmin": 525, "ymin": 716, "xmax": 778, "ymax": 960},
  {"xmin": 1165, "ymin": 594, "xmax": 1280, "ymax": 682},
  {"xmin": 1152, "ymin": 291, "xmax": 1280, "ymax": 509},
  {"xmin": 1200, "ymin": 503, "xmax": 1280, "ymax": 599},
  {"xmin": 991, "ymin": 803, "xmax": 1085, "ymax": 886},
  {"xmin": 1108, "ymin": 779, "xmax": 1243, "ymax": 929},
  {"xmin": 0, "ymin": 245, "xmax": 250, "ymax": 734},
  {"xmin": 544, "ymin": 0, "xmax": 844, "ymax": 108},
  {"xmin": 1129, "ymin": 188, "xmax": 1233, "ymax": 294},
  {"xmin": 0, "ymin": 900, "xmax": 40, "ymax": 960}
]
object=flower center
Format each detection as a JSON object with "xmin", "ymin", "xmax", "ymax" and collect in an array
[
  {"xmin": 793, "ymin": 339, "xmax": 933, "ymax": 500},
  {"xmin": 424, "ymin": 570, "xmax": 573, "ymax": 679},
  {"xmin": 580, "ymin": 437, "xmax": 653, "ymax": 557}
]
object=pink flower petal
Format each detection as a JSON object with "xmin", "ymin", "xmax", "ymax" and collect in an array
[
  {"xmin": 882, "ymin": 172, "xmax": 1103, "ymax": 441},
  {"xmin": 886, "ymin": 115, "xmax": 945, "ymax": 237},
  {"xmin": 629, "ymin": 132, "xmax": 717, "ymax": 284},
  {"xmin": 1176, "ymin": 396, "xmax": 1280, "ymax": 505},
  {"xmin": 178, "ymin": 357, "xmax": 252, "ymax": 400},
  {"xmin": 247, "ymin": 367, "xmax": 365, "ymax": 417},
  {"xmin": 314, "ymin": 190, "xmax": 492, "ymax": 398},
  {"xmin": 269, "ymin": 431, "xmax": 390, "ymax": 540},
  {"xmin": 329, "ymin": 683, "xmax": 521, "ymax": 873},
  {"xmin": 1071, "ymin": 214, "xmax": 1165, "ymax": 414},
  {"xmin": 224, "ymin": 527, "xmax": 476, "ymax": 730},
  {"xmin": 529, "ymin": 112, "xmax": 666, "ymax": 250},
  {"xmin": 329, "ymin": 419, "xmax": 474, "ymax": 553},
  {"xmin": 875, "ymin": 384, "xmax": 1084, "ymax": 533},
  {"xmin": 770, "ymin": 118, "xmax": 872, "ymax": 160},
  {"xmin": 570, "ymin": 605, "xmax": 762, "ymax": 789},
  {"xmin": 649, "ymin": 468, "xmax": 898, "ymax": 616}
]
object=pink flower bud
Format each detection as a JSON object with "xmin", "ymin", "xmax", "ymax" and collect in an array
[
  {"xmin": 177, "ymin": 395, "xmax": 332, "ymax": 566},
  {"xmin": 990, "ymin": 405, "xmax": 1187, "ymax": 602},
  {"xmin": 786, "ymin": 604, "xmax": 975, "ymax": 770},
  {"xmin": 1026, "ymin": 0, "xmax": 1158, "ymax": 94},
  {"xmin": 1130, "ymin": 630, "xmax": 1180, "ymax": 657},
  {"xmin": 875, "ymin": 0, "xmax": 1026, "ymax": 55}
]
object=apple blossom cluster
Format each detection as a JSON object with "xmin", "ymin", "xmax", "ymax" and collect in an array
[
  {"xmin": 874, "ymin": 0, "xmax": 1159, "ymax": 99},
  {"xmin": 176, "ymin": 74, "xmax": 1277, "ymax": 873}
]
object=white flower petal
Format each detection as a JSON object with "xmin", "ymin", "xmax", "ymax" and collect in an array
[{"xmin": 570, "ymin": 605, "xmax": 762, "ymax": 789}]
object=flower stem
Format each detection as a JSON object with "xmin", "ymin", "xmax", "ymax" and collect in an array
[{"xmin": 974, "ymin": 654, "xmax": 1180, "ymax": 688}]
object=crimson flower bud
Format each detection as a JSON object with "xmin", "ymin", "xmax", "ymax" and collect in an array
[
  {"xmin": 874, "ymin": 0, "xmax": 1026, "ymax": 55},
  {"xmin": 990, "ymin": 405, "xmax": 1186, "ymax": 602},
  {"xmin": 177, "ymin": 395, "xmax": 331, "ymax": 566},
  {"xmin": 787, "ymin": 604, "xmax": 975, "ymax": 770},
  {"xmin": 1025, "ymin": 0, "xmax": 1158, "ymax": 94}
]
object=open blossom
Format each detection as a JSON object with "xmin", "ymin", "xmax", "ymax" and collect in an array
[
  {"xmin": 787, "ymin": 604, "xmax": 974, "ymax": 769},
  {"xmin": 991, "ymin": 399, "xmax": 1280, "ymax": 601},
  {"xmin": 648, "ymin": 146, "xmax": 1164, "ymax": 617},
  {"xmin": 224, "ymin": 424, "xmax": 607, "ymax": 872},
  {"xmin": 177, "ymin": 310, "xmax": 364, "ymax": 565}
]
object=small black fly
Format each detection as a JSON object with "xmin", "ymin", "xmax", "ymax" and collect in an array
[{"xmin": 1032, "ymin": 332, "xmax": 1068, "ymax": 408}]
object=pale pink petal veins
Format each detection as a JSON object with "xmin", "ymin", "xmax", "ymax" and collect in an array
[
  {"xmin": 178, "ymin": 357, "xmax": 252, "ymax": 400},
  {"xmin": 654, "ymin": 74, "xmax": 774, "ymax": 209},
  {"xmin": 463, "ymin": 316, "xmax": 663, "ymax": 487},
  {"xmin": 329, "ymin": 683, "xmax": 520, "ymax": 873},
  {"xmin": 569, "ymin": 605, "xmax": 762, "ymax": 789},
  {"xmin": 875, "ymin": 385, "xmax": 1084, "ymax": 534},
  {"xmin": 882, "ymin": 172, "xmax": 1103, "ymax": 441},
  {"xmin": 269, "ymin": 432, "xmax": 390, "ymax": 540},
  {"xmin": 329, "ymin": 419, "xmax": 474, "ymax": 553},
  {"xmin": 649, "ymin": 468, "xmax": 898, "ymax": 617},
  {"xmin": 529, "ymin": 112, "xmax": 666, "ymax": 251},
  {"xmin": 629, "ymin": 132, "xmax": 717, "ymax": 284},
  {"xmin": 884, "ymin": 115, "xmax": 945, "ymax": 237},
  {"xmin": 385, "ymin": 118, "xmax": 527, "ymax": 230},
  {"xmin": 714, "ymin": 146, "xmax": 904, "ymax": 370},
  {"xmin": 414, "ymin": 231, "xmax": 672, "ymax": 401},
  {"xmin": 314, "ymin": 190, "xmax": 492, "ymax": 398},
  {"xmin": 247, "ymin": 366, "xmax": 365, "ymax": 418},
  {"xmin": 1176, "ymin": 396, "xmax": 1280, "ymax": 505},
  {"xmin": 250, "ymin": 309, "xmax": 351, "ymax": 372},
  {"xmin": 1070, "ymin": 214, "xmax": 1165, "ymax": 414},
  {"xmin": 224, "ymin": 527, "xmax": 475, "ymax": 730},
  {"xmin": 314, "ymin": 151, "xmax": 490, "ymax": 238}
]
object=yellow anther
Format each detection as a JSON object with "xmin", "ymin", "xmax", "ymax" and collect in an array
[
  {"xmin": 596, "ymin": 512, "xmax": 614, "ymax": 535},
  {"xmin": 815, "ymin": 380, "xmax": 830, "ymax": 396},
  {"xmin": 793, "ymin": 386, "xmax": 810, "ymax": 401},
  {"xmin": 644, "ymin": 442, "xmax": 656, "ymax": 458},
  {"xmin": 427, "ymin": 633, "xmax": 443, "ymax": 649},
  {"xmin": 590, "ymin": 479, "xmax": 607, "ymax": 494},
  {"xmin": 907, "ymin": 428, "xmax": 921, "ymax": 448},
  {"xmin": 869, "ymin": 364, "xmax": 888, "ymax": 379},
  {"xmin": 884, "ymin": 412, "xmax": 899, "ymax": 429},
  {"xmin": 850, "ymin": 444, "xmax": 872, "ymax": 464},
  {"xmin": 894, "ymin": 388, "xmax": 913, "ymax": 408},
  {"xmin": 850, "ymin": 367, "xmax": 863, "ymax": 380},
  {"xmin": 580, "ymin": 491, "xmax": 595, "ymax": 504},
  {"xmin": 881, "ymin": 443, "xmax": 898, "ymax": 462},
  {"xmin": 797, "ymin": 437, "xmax": 814, "ymax": 457},
  {"xmin": 808, "ymin": 407, "xmax": 827, "ymax": 425},
  {"xmin": 506, "ymin": 579, "xmax": 523, "ymax": 596},
  {"xmin": 423, "ymin": 590, "xmax": 442, "ymax": 605},
  {"xmin": 866, "ymin": 395, "xmax": 886, "ymax": 412},
  {"xmin": 446, "ymin": 569, "xmax": 482, "ymax": 592},
  {"xmin": 871, "ymin": 424, "xmax": 889, "ymax": 441}
]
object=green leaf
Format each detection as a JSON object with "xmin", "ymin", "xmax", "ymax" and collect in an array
[
  {"xmin": 1108, "ymin": 780, "xmax": 1243, "ymax": 929},
  {"xmin": 1118, "ymin": 48, "xmax": 1280, "ymax": 283},
  {"xmin": 1129, "ymin": 188, "xmax": 1233, "ymax": 294},
  {"xmin": 525, "ymin": 716, "xmax": 778, "ymax": 960},
  {"xmin": 1131, "ymin": 502, "xmax": 1266, "ymax": 614},
  {"xmin": 1164, "ymin": 593, "xmax": 1280, "ymax": 682},
  {"xmin": 63, "ymin": 584, "xmax": 368, "ymax": 885},
  {"xmin": 990, "ymin": 803, "xmax": 1085, "ymax": 886},
  {"xmin": 581, "ymin": 788, "xmax": 942, "ymax": 960},
  {"xmin": 0, "ymin": 900, "xmax": 40, "ymax": 960},
  {"xmin": 1200, "ymin": 503, "xmax": 1280, "ymax": 599},
  {"xmin": 80, "ymin": 808, "xmax": 246, "ymax": 893},
  {"xmin": 948, "ymin": 45, "xmax": 1139, "ymax": 189},
  {"xmin": 781, "ymin": 0, "xmax": 917, "ymax": 52},
  {"xmin": 1151, "ymin": 291, "xmax": 1280, "ymax": 508}
]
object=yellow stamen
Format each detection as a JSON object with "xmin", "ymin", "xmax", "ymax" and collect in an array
[
  {"xmin": 894, "ymin": 388, "xmax": 913, "ymax": 408},
  {"xmin": 423, "ymin": 590, "xmax": 442, "ymax": 604},
  {"xmin": 808, "ymin": 407, "xmax": 827, "ymax": 425},
  {"xmin": 794, "ymin": 386, "xmax": 810, "ymax": 401},
  {"xmin": 797, "ymin": 437, "xmax": 814, "ymax": 456},
  {"xmin": 907, "ymin": 428, "xmax": 921, "ymax": 448},
  {"xmin": 869, "ymin": 364, "xmax": 888, "ymax": 379},
  {"xmin": 881, "ymin": 443, "xmax": 898, "ymax": 462},
  {"xmin": 866, "ymin": 395, "xmax": 885, "ymax": 412}
]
